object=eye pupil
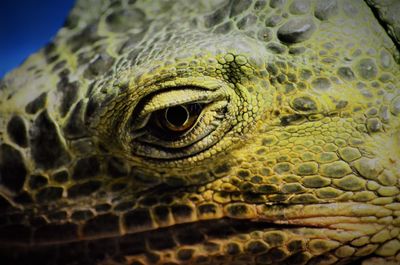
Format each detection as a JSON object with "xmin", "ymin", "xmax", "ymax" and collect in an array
[
  {"xmin": 165, "ymin": 105, "xmax": 189, "ymax": 128},
  {"xmin": 151, "ymin": 103, "xmax": 203, "ymax": 135}
]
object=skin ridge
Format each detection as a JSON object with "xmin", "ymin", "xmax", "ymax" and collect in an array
[{"xmin": 0, "ymin": 0, "xmax": 400, "ymax": 264}]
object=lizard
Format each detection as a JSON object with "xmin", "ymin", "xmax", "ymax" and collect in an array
[{"xmin": 0, "ymin": 0, "xmax": 400, "ymax": 264}]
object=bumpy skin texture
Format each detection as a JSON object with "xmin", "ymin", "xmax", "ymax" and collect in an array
[{"xmin": 0, "ymin": 0, "xmax": 400, "ymax": 264}]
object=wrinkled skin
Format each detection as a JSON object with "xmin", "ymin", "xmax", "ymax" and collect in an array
[{"xmin": 0, "ymin": 0, "xmax": 400, "ymax": 264}]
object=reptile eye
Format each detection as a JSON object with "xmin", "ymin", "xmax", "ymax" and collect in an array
[
  {"xmin": 153, "ymin": 103, "xmax": 203, "ymax": 134},
  {"xmin": 112, "ymin": 79, "xmax": 247, "ymax": 161}
]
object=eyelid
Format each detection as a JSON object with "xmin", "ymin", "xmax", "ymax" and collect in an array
[{"xmin": 141, "ymin": 89, "xmax": 224, "ymax": 113}]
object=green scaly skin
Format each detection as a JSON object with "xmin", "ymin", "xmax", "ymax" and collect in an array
[{"xmin": 0, "ymin": 0, "xmax": 400, "ymax": 264}]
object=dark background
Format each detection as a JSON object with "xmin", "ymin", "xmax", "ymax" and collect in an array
[{"xmin": 0, "ymin": 0, "xmax": 75, "ymax": 77}]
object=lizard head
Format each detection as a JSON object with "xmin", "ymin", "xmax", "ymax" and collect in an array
[{"xmin": 1, "ymin": 0, "xmax": 400, "ymax": 264}]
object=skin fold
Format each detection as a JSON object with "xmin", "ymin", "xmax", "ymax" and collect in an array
[{"xmin": 0, "ymin": 0, "xmax": 399, "ymax": 264}]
